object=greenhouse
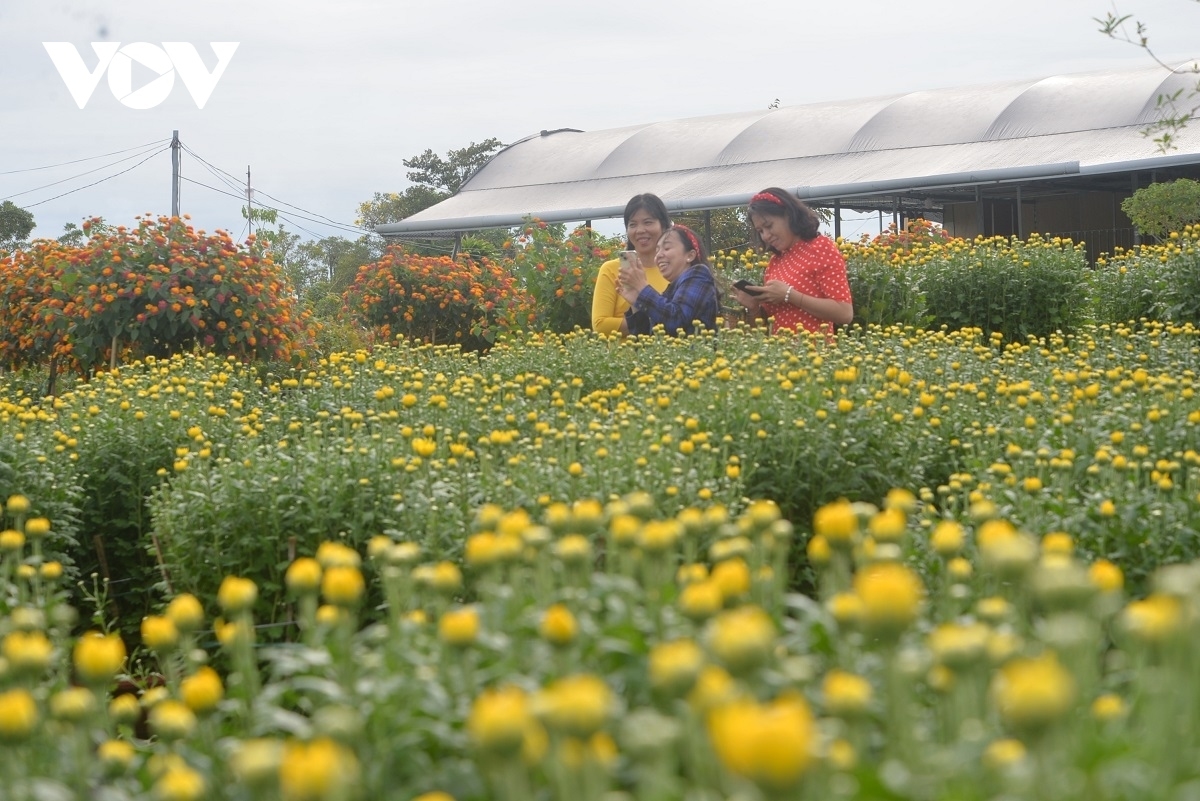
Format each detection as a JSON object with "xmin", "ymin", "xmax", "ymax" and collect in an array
[{"xmin": 378, "ymin": 62, "xmax": 1200, "ymax": 259}]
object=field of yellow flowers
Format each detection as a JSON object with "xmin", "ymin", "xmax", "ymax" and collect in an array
[{"xmin": 3, "ymin": 315, "xmax": 1200, "ymax": 800}]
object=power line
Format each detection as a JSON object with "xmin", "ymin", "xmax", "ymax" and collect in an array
[
  {"xmin": 179, "ymin": 141, "xmax": 377, "ymax": 237},
  {"xmin": 0, "ymin": 138, "xmax": 170, "ymax": 176},
  {"xmin": 177, "ymin": 140, "xmax": 467, "ymax": 253},
  {"xmin": 1, "ymin": 141, "xmax": 169, "ymax": 203},
  {"xmin": 180, "ymin": 176, "xmax": 367, "ymax": 236},
  {"xmin": 21, "ymin": 146, "xmax": 171, "ymax": 209}
]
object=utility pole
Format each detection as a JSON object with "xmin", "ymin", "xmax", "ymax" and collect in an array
[
  {"xmin": 170, "ymin": 130, "xmax": 181, "ymax": 217},
  {"xmin": 246, "ymin": 165, "xmax": 253, "ymax": 238}
]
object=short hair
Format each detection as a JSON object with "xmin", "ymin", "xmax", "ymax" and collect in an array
[
  {"xmin": 747, "ymin": 187, "xmax": 821, "ymax": 252},
  {"xmin": 662, "ymin": 224, "xmax": 707, "ymax": 266},
  {"xmin": 623, "ymin": 193, "xmax": 671, "ymax": 248}
]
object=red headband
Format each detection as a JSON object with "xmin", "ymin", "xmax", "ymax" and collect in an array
[
  {"xmin": 750, "ymin": 191, "xmax": 785, "ymax": 206},
  {"xmin": 672, "ymin": 224, "xmax": 702, "ymax": 257}
]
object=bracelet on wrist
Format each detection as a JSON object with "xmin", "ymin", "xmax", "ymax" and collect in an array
[{"xmin": 784, "ymin": 287, "xmax": 793, "ymax": 305}]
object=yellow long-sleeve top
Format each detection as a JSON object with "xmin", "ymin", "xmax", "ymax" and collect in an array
[{"xmin": 591, "ymin": 257, "xmax": 668, "ymax": 334}]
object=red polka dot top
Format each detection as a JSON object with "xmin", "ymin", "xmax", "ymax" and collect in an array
[{"xmin": 762, "ymin": 235, "xmax": 853, "ymax": 335}]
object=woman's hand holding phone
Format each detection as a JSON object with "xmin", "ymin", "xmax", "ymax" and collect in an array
[{"xmin": 618, "ymin": 250, "xmax": 647, "ymax": 302}]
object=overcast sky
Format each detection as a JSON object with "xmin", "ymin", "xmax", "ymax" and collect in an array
[{"xmin": 2, "ymin": 0, "xmax": 1199, "ymax": 244}]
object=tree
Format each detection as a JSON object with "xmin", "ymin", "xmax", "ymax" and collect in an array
[
  {"xmin": 673, "ymin": 208, "xmax": 753, "ymax": 252},
  {"xmin": 1122, "ymin": 177, "xmax": 1200, "ymax": 238},
  {"xmin": 0, "ymin": 201, "xmax": 35, "ymax": 251},
  {"xmin": 1097, "ymin": 3, "xmax": 1200, "ymax": 151},
  {"xmin": 357, "ymin": 138, "xmax": 505, "ymax": 229}
]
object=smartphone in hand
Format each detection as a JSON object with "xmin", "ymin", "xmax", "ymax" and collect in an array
[
  {"xmin": 619, "ymin": 250, "xmax": 640, "ymax": 271},
  {"xmin": 733, "ymin": 280, "xmax": 764, "ymax": 295}
]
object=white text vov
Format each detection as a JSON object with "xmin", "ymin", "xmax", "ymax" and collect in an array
[{"xmin": 43, "ymin": 43, "xmax": 239, "ymax": 110}]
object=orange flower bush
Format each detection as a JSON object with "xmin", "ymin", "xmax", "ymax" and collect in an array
[
  {"xmin": 0, "ymin": 215, "xmax": 311, "ymax": 372},
  {"xmin": 509, "ymin": 220, "xmax": 617, "ymax": 333},
  {"xmin": 343, "ymin": 245, "xmax": 532, "ymax": 351},
  {"xmin": 0, "ymin": 238, "xmax": 77, "ymax": 367}
]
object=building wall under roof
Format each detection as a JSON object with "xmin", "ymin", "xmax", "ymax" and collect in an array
[{"xmin": 944, "ymin": 191, "xmax": 1137, "ymax": 262}]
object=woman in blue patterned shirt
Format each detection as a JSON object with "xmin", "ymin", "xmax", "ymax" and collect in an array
[{"xmin": 617, "ymin": 224, "xmax": 719, "ymax": 336}]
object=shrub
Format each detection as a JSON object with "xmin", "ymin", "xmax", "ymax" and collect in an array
[
  {"xmin": 1091, "ymin": 225, "xmax": 1200, "ymax": 325},
  {"xmin": 919, "ymin": 234, "xmax": 1090, "ymax": 340},
  {"xmin": 508, "ymin": 220, "xmax": 618, "ymax": 334},
  {"xmin": 0, "ymin": 215, "xmax": 313, "ymax": 374},
  {"xmin": 1122, "ymin": 178, "xmax": 1200, "ymax": 240},
  {"xmin": 343, "ymin": 246, "xmax": 533, "ymax": 351},
  {"xmin": 842, "ymin": 220, "xmax": 945, "ymax": 329}
]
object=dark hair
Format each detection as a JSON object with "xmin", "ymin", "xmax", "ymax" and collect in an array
[
  {"xmin": 747, "ymin": 187, "xmax": 821, "ymax": 252},
  {"xmin": 623, "ymin": 193, "xmax": 671, "ymax": 249},
  {"xmin": 662, "ymin": 224, "xmax": 708, "ymax": 267}
]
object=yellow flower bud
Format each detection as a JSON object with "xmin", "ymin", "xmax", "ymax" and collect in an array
[
  {"xmin": 315, "ymin": 541, "xmax": 362, "ymax": 569},
  {"xmin": 983, "ymin": 738, "xmax": 1026, "ymax": 770},
  {"xmin": 321, "ymin": 565, "xmax": 365, "ymax": 607},
  {"xmin": 1088, "ymin": 559, "xmax": 1124, "ymax": 593},
  {"xmin": 0, "ymin": 529, "xmax": 24, "ymax": 552},
  {"xmin": 678, "ymin": 580, "xmax": 723, "ymax": 621},
  {"xmin": 990, "ymin": 651, "xmax": 1076, "ymax": 733},
  {"xmin": 468, "ymin": 686, "xmax": 531, "ymax": 756},
  {"xmin": 821, "ymin": 670, "xmax": 872, "ymax": 716},
  {"xmin": 1091, "ymin": 693, "xmax": 1126, "ymax": 722},
  {"xmin": 707, "ymin": 605, "xmax": 775, "ymax": 674},
  {"xmin": 0, "ymin": 689, "xmax": 38, "ymax": 742},
  {"xmin": 217, "ymin": 576, "xmax": 258, "ymax": 614},
  {"xmin": 867, "ymin": 507, "xmax": 906, "ymax": 542},
  {"xmin": 711, "ymin": 558, "xmax": 751, "ymax": 603},
  {"xmin": 285, "ymin": 558, "xmax": 323, "ymax": 595},
  {"xmin": 2, "ymin": 630, "xmax": 53, "ymax": 674},
  {"xmin": 853, "ymin": 562, "xmax": 924, "ymax": 637},
  {"xmin": 97, "ymin": 739, "xmax": 137, "ymax": 771},
  {"xmin": 707, "ymin": 694, "xmax": 815, "ymax": 792},
  {"xmin": 149, "ymin": 700, "xmax": 197, "ymax": 740},
  {"xmin": 165, "ymin": 594, "xmax": 205, "ymax": 633},
  {"xmin": 813, "ymin": 499, "xmax": 857, "ymax": 548},
  {"xmin": 109, "ymin": 693, "xmax": 141, "ymax": 724},
  {"xmin": 438, "ymin": 607, "xmax": 480, "ymax": 647},
  {"xmin": 50, "ymin": 687, "xmax": 97, "ymax": 721},
  {"xmin": 929, "ymin": 520, "xmax": 964, "ymax": 556},
  {"xmin": 538, "ymin": 604, "xmax": 578, "ymax": 647},
  {"xmin": 154, "ymin": 763, "xmax": 207, "ymax": 801},
  {"xmin": 180, "ymin": 666, "xmax": 224, "ymax": 714},
  {"xmin": 73, "ymin": 631, "xmax": 127, "ymax": 685},
  {"xmin": 533, "ymin": 674, "xmax": 613, "ymax": 738},
  {"xmin": 649, "ymin": 638, "xmax": 704, "ymax": 696},
  {"xmin": 229, "ymin": 738, "xmax": 283, "ymax": 787},
  {"xmin": 141, "ymin": 615, "xmax": 180, "ymax": 653}
]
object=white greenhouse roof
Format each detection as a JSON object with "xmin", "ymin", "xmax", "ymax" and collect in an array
[{"xmin": 377, "ymin": 63, "xmax": 1200, "ymax": 234}]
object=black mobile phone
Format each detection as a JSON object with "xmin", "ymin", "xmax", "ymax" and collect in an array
[{"xmin": 733, "ymin": 280, "xmax": 764, "ymax": 295}]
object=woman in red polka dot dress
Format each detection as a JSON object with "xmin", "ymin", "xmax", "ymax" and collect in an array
[{"xmin": 733, "ymin": 187, "xmax": 853, "ymax": 336}]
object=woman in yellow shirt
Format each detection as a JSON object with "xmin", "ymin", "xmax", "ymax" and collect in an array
[{"xmin": 591, "ymin": 193, "xmax": 671, "ymax": 334}]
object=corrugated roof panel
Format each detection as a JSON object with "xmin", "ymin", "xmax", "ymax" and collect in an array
[
  {"xmin": 848, "ymin": 80, "xmax": 1037, "ymax": 151},
  {"xmin": 715, "ymin": 99, "xmax": 896, "ymax": 163},
  {"xmin": 378, "ymin": 63, "xmax": 1200, "ymax": 234},
  {"xmin": 983, "ymin": 67, "xmax": 1184, "ymax": 140}
]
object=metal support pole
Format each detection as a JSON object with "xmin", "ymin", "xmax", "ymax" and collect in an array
[
  {"xmin": 975, "ymin": 186, "xmax": 985, "ymax": 236},
  {"xmin": 703, "ymin": 209, "xmax": 712, "ymax": 252},
  {"xmin": 834, "ymin": 199, "xmax": 841, "ymax": 239},
  {"xmin": 1016, "ymin": 184, "xmax": 1024, "ymax": 239}
]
